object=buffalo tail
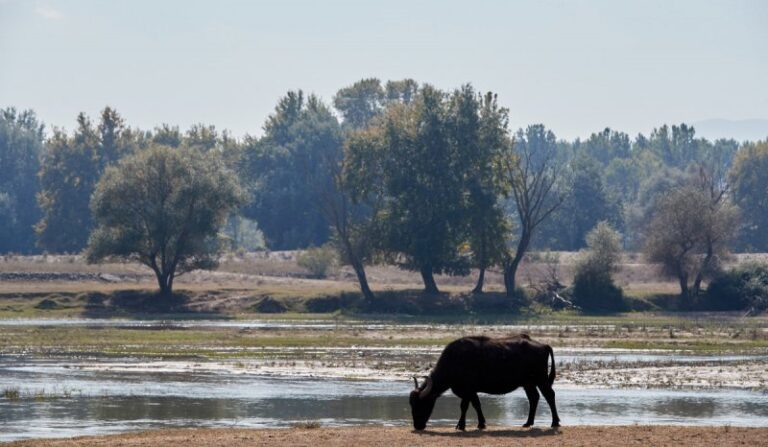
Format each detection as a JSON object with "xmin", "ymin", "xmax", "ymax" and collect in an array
[{"xmin": 546, "ymin": 345, "xmax": 556, "ymax": 386}]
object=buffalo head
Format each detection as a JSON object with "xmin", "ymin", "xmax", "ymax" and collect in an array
[{"xmin": 409, "ymin": 376, "xmax": 437, "ymax": 430}]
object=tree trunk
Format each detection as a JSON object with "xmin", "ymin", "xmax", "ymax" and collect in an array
[
  {"xmin": 472, "ymin": 267, "xmax": 486, "ymax": 294},
  {"xmin": 503, "ymin": 256, "xmax": 522, "ymax": 299},
  {"xmin": 157, "ymin": 274, "xmax": 172, "ymax": 298},
  {"xmin": 152, "ymin": 263, "xmax": 176, "ymax": 299},
  {"xmin": 504, "ymin": 233, "xmax": 529, "ymax": 299},
  {"xmin": 678, "ymin": 272, "xmax": 691, "ymax": 310},
  {"xmin": 420, "ymin": 265, "xmax": 439, "ymax": 294},
  {"xmin": 351, "ymin": 258, "xmax": 375, "ymax": 301},
  {"xmin": 692, "ymin": 244, "xmax": 714, "ymax": 297}
]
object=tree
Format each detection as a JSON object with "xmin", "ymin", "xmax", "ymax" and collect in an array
[
  {"xmin": 572, "ymin": 221, "xmax": 624, "ymax": 310},
  {"xmin": 37, "ymin": 108, "xmax": 132, "ymax": 252},
  {"xmin": 333, "ymin": 78, "xmax": 385, "ymax": 129},
  {"xmin": 319, "ymin": 129, "xmax": 379, "ymax": 301},
  {"xmin": 539, "ymin": 155, "xmax": 622, "ymax": 250},
  {"xmin": 152, "ymin": 124, "xmax": 182, "ymax": 147},
  {"xmin": 241, "ymin": 91, "xmax": 342, "ymax": 249},
  {"xmin": 500, "ymin": 125, "xmax": 564, "ymax": 299},
  {"xmin": 730, "ymin": 140, "xmax": 768, "ymax": 251},
  {"xmin": 185, "ymin": 124, "xmax": 220, "ymax": 152},
  {"xmin": 460, "ymin": 91, "xmax": 510, "ymax": 293},
  {"xmin": 622, "ymin": 162, "xmax": 685, "ymax": 248},
  {"xmin": 346, "ymin": 85, "xmax": 474, "ymax": 294},
  {"xmin": 644, "ymin": 182, "xmax": 739, "ymax": 306},
  {"xmin": 326, "ymin": 79, "xmax": 426, "ymax": 300},
  {"xmin": 581, "ymin": 128, "xmax": 631, "ymax": 165},
  {"xmin": 0, "ymin": 108, "xmax": 44, "ymax": 253},
  {"xmin": 36, "ymin": 114, "xmax": 101, "ymax": 252},
  {"xmin": 87, "ymin": 144, "xmax": 243, "ymax": 297},
  {"xmin": 604, "ymin": 157, "xmax": 643, "ymax": 206},
  {"xmin": 647, "ymin": 124, "xmax": 700, "ymax": 170},
  {"xmin": 384, "ymin": 79, "xmax": 419, "ymax": 105},
  {"xmin": 98, "ymin": 107, "xmax": 134, "ymax": 164}
]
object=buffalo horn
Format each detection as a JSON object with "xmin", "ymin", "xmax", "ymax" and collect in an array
[
  {"xmin": 413, "ymin": 376, "xmax": 419, "ymax": 389},
  {"xmin": 419, "ymin": 376, "xmax": 433, "ymax": 399}
]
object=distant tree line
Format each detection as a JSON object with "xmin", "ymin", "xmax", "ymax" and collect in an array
[{"xmin": 1, "ymin": 78, "xmax": 767, "ymax": 302}]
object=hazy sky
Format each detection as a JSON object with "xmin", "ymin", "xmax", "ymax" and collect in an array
[{"xmin": 1, "ymin": 0, "xmax": 766, "ymax": 140}]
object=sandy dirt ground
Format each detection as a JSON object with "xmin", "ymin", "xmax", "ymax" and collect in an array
[{"xmin": 7, "ymin": 426, "xmax": 768, "ymax": 447}]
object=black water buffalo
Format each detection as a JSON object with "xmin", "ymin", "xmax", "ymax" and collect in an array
[{"xmin": 409, "ymin": 334, "xmax": 560, "ymax": 430}]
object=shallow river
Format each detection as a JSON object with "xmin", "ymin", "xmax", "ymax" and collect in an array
[{"xmin": 1, "ymin": 356, "xmax": 767, "ymax": 442}]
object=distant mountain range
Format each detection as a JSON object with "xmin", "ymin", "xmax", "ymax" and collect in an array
[{"xmin": 691, "ymin": 119, "xmax": 768, "ymax": 142}]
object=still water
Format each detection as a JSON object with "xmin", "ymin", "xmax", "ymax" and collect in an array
[{"xmin": 1, "ymin": 356, "xmax": 767, "ymax": 442}]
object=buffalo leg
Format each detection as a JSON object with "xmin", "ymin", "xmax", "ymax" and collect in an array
[
  {"xmin": 456, "ymin": 398, "xmax": 470, "ymax": 431},
  {"xmin": 523, "ymin": 385, "xmax": 540, "ymax": 427},
  {"xmin": 538, "ymin": 384, "xmax": 561, "ymax": 427},
  {"xmin": 470, "ymin": 394, "xmax": 486, "ymax": 429}
]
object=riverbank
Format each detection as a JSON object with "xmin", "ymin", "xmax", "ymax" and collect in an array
[{"xmin": 8, "ymin": 426, "xmax": 768, "ymax": 447}]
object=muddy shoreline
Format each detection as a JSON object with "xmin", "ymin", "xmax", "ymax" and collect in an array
[{"xmin": 7, "ymin": 426, "xmax": 768, "ymax": 447}]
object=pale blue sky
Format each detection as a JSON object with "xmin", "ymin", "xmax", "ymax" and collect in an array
[{"xmin": 1, "ymin": 0, "xmax": 766, "ymax": 140}]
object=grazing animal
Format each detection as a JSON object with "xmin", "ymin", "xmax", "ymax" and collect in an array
[{"xmin": 409, "ymin": 334, "xmax": 560, "ymax": 430}]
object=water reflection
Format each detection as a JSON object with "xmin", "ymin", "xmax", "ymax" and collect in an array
[{"xmin": 1, "ymin": 381, "xmax": 767, "ymax": 441}]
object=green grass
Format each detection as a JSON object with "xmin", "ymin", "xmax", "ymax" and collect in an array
[
  {"xmin": 1, "ymin": 313, "xmax": 766, "ymax": 359},
  {"xmin": 3, "ymin": 387, "xmax": 20, "ymax": 401},
  {"xmin": 2, "ymin": 386, "xmax": 75, "ymax": 401}
]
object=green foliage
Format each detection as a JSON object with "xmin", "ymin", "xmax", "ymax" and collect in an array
[
  {"xmin": 36, "ymin": 108, "xmax": 134, "ymax": 253},
  {"xmin": 585, "ymin": 221, "xmax": 623, "ymax": 271},
  {"xmin": 223, "ymin": 215, "xmax": 265, "ymax": 252},
  {"xmin": 704, "ymin": 263, "xmax": 768, "ymax": 312},
  {"xmin": 297, "ymin": 245, "xmax": 338, "ymax": 279},
  {"xmin": 87, "ymin": 144, "xmax": 243, "ymax": 296},
  {"xmin": 241, "ymin": 91, "xmax": 342, "ymax": 250},
  {"xmin": 0, "ymin": 108, "xmax": 44, "ymax": 253},
  {"xmin": 730, "ymin": 140, "xmax": 768, "ymax": 251},
  {"xmin": 572, "ymin": 222, "xmax": 625, "ymax": 311}
]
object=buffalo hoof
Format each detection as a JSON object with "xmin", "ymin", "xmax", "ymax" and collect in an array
[
  {"xmin": 455, "ymin": 423, "xmax": 466, "ymax": 431},
  {"xmin": 551, "ymin": 422, "xmax": 561, "ymax": 428},
  {"xmin": 477, "ymin": 423, "xmax": 486, "ymax": 430},
  {"xmin": 522, "ymin": 423, "xmax": 533, "ymax": 428}
]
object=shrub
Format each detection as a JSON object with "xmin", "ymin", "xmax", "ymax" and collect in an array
[
  {"xmin": 306, "ymin": 293, "xmax": 361, "ymax": 313},
  {"xmin": 296, "ymin": 245, "xmax": 337, "ymax": 278},
  {"xmin": 572, "ymin": 266, "xmax": 625, "ymax": 311},
  {"xmin": 253, "ymin": 296, "xmax": 287, "ymax": 313},
  {"xmin": 704, "ymin": 263, "xmax": 768, "ymax": 313},
  {"xmin": 571, "ymin": 222, "xmax": 625, "ymax": 311}
]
